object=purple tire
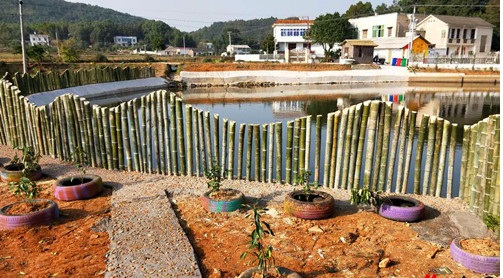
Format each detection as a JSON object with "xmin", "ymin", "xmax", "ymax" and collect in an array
[
  {"xmin": 54, "ymin": 174, "xmax": 103, "ymax": 201},
  {"xmin": 284, "ymin": 190, "xmax": 335, "ymax": 220},
  {"xmin": 450, "ymin": 237, "xmax": 500, "ymax": 275},
  {"xmin": 378, "ymin": 196, "xmax": 424, "ymax": 222},
  {"xmin": 0, "ymin": 199, "xmax": 59, "ymax": 230}
]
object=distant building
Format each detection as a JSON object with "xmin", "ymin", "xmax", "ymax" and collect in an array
[
  {"xmin": 349, "ymin": 13, "xmax": 426, "ymax": 39},
  {"xmin": 339, "ymin": 39, "xmax": 378, "ymax": 64},
  {"xmin": 162, "ymin": 45, "xmax": 214, "ymax": 57},
  {"xmin": 226, "ymin": 45, "xmax": 251, "ymax": 55},
  {"xmin": 272, "ymin": 19, "xmax": 313, "ymax": 52},
  {"xmin": 29, "ymin": 33, "xmax": 50, "ymax": 46},
  {"xmin": 114, "ymin": 36, "xmax": 138, "ymax": 46},
  {"xmin": 416, "ymin": 15, "xmax": 493, "ymax": 57},
  {"xmin": 372, "ymin": 35, "xmax": 433, "ymax": 63}
]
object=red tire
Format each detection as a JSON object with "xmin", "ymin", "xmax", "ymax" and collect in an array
[
  {"xmin": 378, "ymin": 196, "xmax": 424, "ymax": 222},
  {"xmin": 54, "ymin": 174, "xmax": 103, "ymax": 201},
  {"xmin": 450, "ymin": 237, "xmax": 500, "ymax": 275},
  {"xmin": 0, "ymin": 199, "xmax": 59, "ymax": 230},
  {"xmin": 0, "ymin": 163, "xmax": 42, "ymax": 182},
  {"xmin": 284, "ymin": 190, "xmax": 334, "ymax": 220}
]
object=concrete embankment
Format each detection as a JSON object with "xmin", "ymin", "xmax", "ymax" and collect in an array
[{"xmin": 180, "ymin": 66, "xmax": 500, "ymax": 87}]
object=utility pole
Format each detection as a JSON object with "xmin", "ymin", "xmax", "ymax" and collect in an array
[
  {"xmin": 227, "ymin": 31, "xmax": 232, "ymax": 55},
  {"xmin": 407, "ymin": 5, "xmax": 416, "ymax": 66},
  {"xmin": 55, "ymin": 29, "xmax": 60, "ymax": 57},
  {"xmin": 183, "ymin": 35, "xmax": 186, "ymax": 58},
  {"xmin": 18, "ymin": 0, "xmax": 27, "ymax": 74}
]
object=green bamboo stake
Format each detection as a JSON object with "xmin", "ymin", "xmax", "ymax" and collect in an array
[
  {"xmin": 197, "ymin": 110, "xmax": 206, "ymax": 174},
  {"xmin": 83, "ymin": 101, "xmax": 95, "ymax": 166},
  {"xmin": 116, "ymin": 106, "xmax": 124, "ymax": 170},
  {"xmin": 169, "ymin": 94, "xmax": 178, "ymax": 174},
  {"xmin": 385, "ymin": 105, "xmax": 403, "ymax": 192},
  {"xmin": 464, "ymin": 126, "xmax": 478, "ymax": 202},
  {"xmin": 176, "ymin": 98, "xmax": 186, "ymax": 175},
  {"xmin": 286, "ymin": 121, "xmax": 293, "ymax": 185},
  {"xmin": 413, "ymin": 115, "xmax": 429, "ymax": 194},
  {"xmin": 490, "ymin": 116, "xmax": 500, "ymax": 215},
  {"xmin": 469, "ymin": 122, "xmax": 484, "ymax": 213},
  {"xmin": 334, "ymin": 109, "xmax": 348, "ymax": 189},
  {"xmin": 354, "ymin": 102, "xmax": 370, "ymax": 190},
  {"xmin": 329, "ymin": 112, "xmax": 339, "ymax": 188},
  {"xmin": 253, "ymin": 124, "xmax": 260, "ymax": 181},
  {"xmin": 213, "ymin": 114, "xmax": 220, "ymax": 166},
  {"xmin": 393, "ymin": 108, "xmax": 409, "ymax": 193},
  {"xmin": 422, "ymin": 116, "xmax": 437, "ymax": 196},
  {"xmin": 378, "ymin": 102, "xmax": 392, "ymax": 191},
  {"xmin": 314, "ymin": 115, "xmax": 322, "ymax": 184},
  {"xmin": 151, "ymin": 93, "xmax": 160, "ymax": 173},
  {"xmin": 63, "ymin": 95, "xmax": 78, "ymax": 156},
  {"xmin": 446, "ymin": 124, "xmax": 457, "ymax": 199},
  {"xmin": 348, "ymin": 104, "xmax": 362, "ymax": 191},
  {"xmin": 145, "ymin": 95, "xmax": 153, "ymax": 173},
  {"xmin": 157, "ymin": 92, "xmax": 165, "ymax": 174},
  {"xmin": 228, "ymin": 121, "xmax": 236, "ymax": 180},
  {"xmin": 121, "ymin": 103, "xmax": 132, "ymax": 171},
  {"xmin": 109, "ymin": 107, "xmax": 118, "ymax": 170},
  {"xmin": 186, "ymin": 105, "xmax": 194, "ymax": 176},
  {"xmin": 429, "ymin": 119, "xmax": 444, "ymax": 196},
  {"xmin": 342, "ymin": 107, "xmax": 355, "ymax": 190},
  {"xmin": 292, "ymin": 119, "xmax": 300, "ymax": 184},
  {"xmin": 261, "ymin": 124, "xmax": 267, "ymax": 182},
  {"xmin": 93, "ymin": 106, "xmax": 104, "ymax": 167},
  {"xmin": 246, "ymin": 124, "xmax": 253, "ymax": 181},
  {"xmin": 101, "ymin": 107, "xmax": 113, "ymax": 170},
  {"xmin": 221, "ymin": 119, "xmax": 228, "ymax": 178},
  {"xmin": 128, "ymin": 100, "xmax": 140, "ymax": 171},
  {"xmin": 482, "ymin": 119, "xmax": 493, "ymax": 215},
  {"xmin": 305, "ymin": 116, "xmax": 311, "ymax": 171},
  {"xmin": 363, "ymin": 101, "xmax": 380, "ymax": 189},
  {"xmin": 323, "ymin": 113, "xmax": 334, "ymax": 187},
  {"xmin": 459, "ymin": 126, "xmax": 471, "ymax": 200},
  {"xmin": 162, "ymin": 94, "xmax": 171, "ymax": 175},
  {"xmin": 237, "ymin": 124, "xmax": 245, "ymax": 179},
  {"xmin": 275, "ymin": 122, "xmax": 282, "ymax": 183},
  {"xmin": 57, "ymin": 97, "xmax": 70, "ymax": 160},
  {"xmin": 435, "ymin": 120, "xmax": 451, "ymax": 197},
  {"xmin": 299, "ymin": 117, "xmax": 306, "ymax": 173},
  {"xmin": 140, "ymin": 97, "xmax": 147, "ymax": 172},
  {"xmin": 267, "ymin": 123, "xmax": 274, "ymax": 183},
  {"xmin": 401, "ymin": 111, "xmax": 417, "ymax": 194},
  {"xmin": 193, "ymin": 109, "xmax": 200, "ymax": 176},
  {"xmin": 204, "ymin": 111, "xmax": 212, "ymax": 170},
  {"xmin": 74, "ymin": 97, "xmax": 85, "ymax": 157}
]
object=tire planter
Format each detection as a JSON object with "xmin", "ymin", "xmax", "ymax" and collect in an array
[
  {"xmin": 0, "ymin": 163, "xmax": 42, "ymax": 182},
  {"xmin": 54, "ymin": 174, "xmax": 103, "ymax": 201},
  {"xmin": 284, "ymin": 190, "xmax": 335, "ymax": 220},
  {"xmin": 378, "ymin": 196, "xmax": 424, "ymax": 222},
  {"xmin": 450, "ymin": 237, "xmax": 500, "ymax": 275},
  {"xmin": 200, "ymin": 188, "xmax": 244, "ymax": 213},
  {"xmin": 0, "ymin": 199, "xmax": 59, "ymax": 230},
  {"xmin": 238, "ymin": 266, "xmax": 301, "ymax": 278}
]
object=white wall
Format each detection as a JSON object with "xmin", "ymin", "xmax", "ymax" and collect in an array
[{"xmin": 349, "ymin": 13, "xmax": 401, "ymax": 39}]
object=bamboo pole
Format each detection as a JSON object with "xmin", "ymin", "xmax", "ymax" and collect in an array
[
  {"xmin": 413, "ymin": 115, "xmax": 429, "ymax": 194},
  {"xmin": 141, "ymin": 96, "xmax": 148, "ymax": 172},
  {"xmin": 204, "ymin": 111, "xmax": 212, "ymax": 170},
  {"xmin": 348, "ymin": 104, "xmax": 362, "ymax": 191},
  {"xmin": 238, "ymin": 124, "xmax": 245, "ymax": 179},
  {"xmin": 162, "ymin": 94, "xmax": 171, "ymax": 175},
  {"xmin": 342, "ymin": 107, "xmax": 355, "ymax": 190},
  {"xmin": 299, "ymin": 117, "xmax": 306, "ymax": 173},
  {"xmin": 151, "ymin": 93, "xmax": 160, "ymax": 173},
  {"xmin": 400, "ymin": 111, "xmax": 417, "ymax": 193},
  {"xmin": 305, "ymin": 116, "xmax": 311, "ymax": 171},
  {"xmin": 228, "ymin": 121, "xmax": 236, "ymax": 179},
  {"xmin": 446, "ymin": 124, "xmax": 457, "ymax": 199},
  {"xmin": 490, "ymin": 116, "xmax": 500, "ymax": 215},
  {"xmin": 58, "ymin": 97, "xmax": 70, "ymax": 160},
  {"xmin": 393, "ymin": 109, "xmax": 409, "ymax": 193},
  {"xmin": 246, "ymin": 124, "xmax": 253, "ymax": 181},
  {"xmin": 286, "ymin": 121, "xmax": 293, "ymax": 185},
  {"xmin": 129, "ymin": 100, "xmax": 140, "ymax": 171},
  {"xmin": 102, "ymin": 107, "xmax": 113, "ymax": 170},
  {"xmin": 314, "ymin": 115, "xmax": 322, "ymax": 183},
  {"xmin": 354, "ymin": 102, "xmax": 370, "ymax": 190},
  {"xmin": 334, "ymin": 109, "xmax": 348, "ymax": 189},
  {"xmin": 213, "ymin": 114, "xmax": 220, "ymax": 166},
  {"xmin": 116, "ymin": 106, "xmax": 124, "ymax": 170},
  {"xmin": 93, "ymin": 106, "xmax": 105, "ymax": 168},
  {"xmin": 63, "ymin": 95, "xmax": 78, "ymax": 156},
  {"xmin": 186, "ymin": 105, "xmax": 194, "ymax": 176},
  {"xmin": 323, "ymin": 113, "xmax": 334, "ymax": 187},
  {"xmin": 267, "ymin": 123, "xmax": 274, "ymax": 183},
  {"xmin": 435, "ymin": 120, "xmax": 451, "ymax": 197},
  {"xmin": 275, "ymin": 122, "xmax": 282, "ymax": 183},
  {"xmin": 83, "ymin": 101, "xmax": 95, "ymax": 166},
  {"xmin": 176, "ymin": 98, "xmax": 186, "ymax": 175},
  {"xmin": 385, "ymin": 105, "xmax": 403, "ymax": 192},
  {"xmin": 74, "ymin": 98, "xmax": 86, "ymax": 158},
  {"xmin": 363, "ymin": 101, "xmax": 380, "ymax": 189},
  {"xmin": 329, "ymin": 112, "xmax": 339, "ymax": 188},
  {"xmin": 120, "ymin": 103, "xmax": 131, "ymax": 171},
  {"xmin": 469, "ymin": 122, "xmax": 484, "ymax": 213},
  {"xmin": 464, "ymin": 125, "xmax": 478, "ymax": 202},
  {"xmin": 422, "ymin": 116, "xmax": 437, "ymax": 196},
  {"xmin": 459, "ymin": 126, "xmax": 471, "ymax": 200},
  {"xmin": 198, "ymin": 110, "xmax": 206, "ymax": 174},
  {"xmin": 110, "ymin": 107, "xmax": 118, "ymax": 170},
  {"xmin": 481, "ymin": 119, "xmax": 493, "ymax": 216},
  {"xmin": 169, "ymin": 94, "xmax": 178, "ymax": 174},
  {"xmin": 253, "ymin": 124, "xmax": 260, "ymax": 181},
  {"xmin": 292, "ymin": 119, "xmax": 300, "ymax": 184},
  {"xmin": 145, "ymin": 95, "xmax": 153, "ymax": 173},
  {"xmin": 429, "ymin": 119, "xmax": 444, "ymax": 195},
  {"xmin": 371, "ymin": 104, "xmax": 385, "ymax": 191},
  {"xmin": 261, "ymin": 124, "xmax": 267, "ymax": 182},
  {"xmin": 157, "ymin": 92, "xmax": 165, "ymax": 174},
  {"xmin": 221, "ymin": 119, "xmax": 228, "ymax": 178},
  {"xmin": 193, "ymin": 109, "xmax": 200, "ymax": 176}
]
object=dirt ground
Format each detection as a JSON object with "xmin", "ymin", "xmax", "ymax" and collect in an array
[{"xmin": 173, "ymin": 196, "xmax": 499, "ymax": 278}]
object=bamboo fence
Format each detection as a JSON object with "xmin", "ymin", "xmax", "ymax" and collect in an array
[{"xmin": 0, "ymin": 78, "xmax": 499, "ymax": 218}]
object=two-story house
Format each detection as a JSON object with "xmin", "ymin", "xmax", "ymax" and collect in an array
[
  {"xmin": 415, "ymin": 15, "xmax": 493, "ymax": 57},
  {"xmin": 114, "ymin": 36, "xmax": 138, "ymax": 47},
  {"xmin": 349, "ymin": 13, "xmax": 426, "ymax": 40},
  {"xmin": 272, "ymin": 19, "xmax": 329, "ymax": 58},
  {"xmin": 29, "ymin": 33, "xmax": 50, "ymax": 46},
  {"xmin": 226, "ymin": 45, "xmax": 251, "ymax": 55}
]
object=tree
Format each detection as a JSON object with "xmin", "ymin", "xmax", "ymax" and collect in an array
[
  {"xmin": 483, "ymin": 0, "xmax": 499, "ymax": 51},
  {"xmin": 26, "ymin": 45, "xmax": 49, "ymax": 64},
  {"xmin": 344, "ymin": 1, "xmax": 374, "ymax": 18},
  {"xmin": 309, "ymin": 12, "xmax": 353, "ymax": 59},
  {"xmin": 141, "ymin": 20, "xmax": 172, "ymax": 50},
  {"xmin": 260, "ymin": 33, "xmax": 275, "ymax": 54},
  {"xmin": 60, "ymin": 38, "xmax": 81, "ymax": 62},
  {"xmin": 375, "ymin": 3, "xmax": 392, "ymax": 14}
]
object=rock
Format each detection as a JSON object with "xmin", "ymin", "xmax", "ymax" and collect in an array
[
  {"xmin": 209, "ymin": 268, "xmax": 222, "ymax": 278},
  {"xmin": 379, "ymin": 258, "xmax": 391, "ymax": 268},
  {"xmin": 308, "ymin": 225, "xmax": 324, "ymax": 233}
]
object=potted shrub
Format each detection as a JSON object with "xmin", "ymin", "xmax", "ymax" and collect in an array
[
  {"xmin": 350, "ymin": 188, "xmax": 425, "ymax": 222},
  {"xmin": 283, "ymin": 170, "xmax": 334, "ymax": 220},
  {"xmin": 200, "ymin": 161, "xmax": 244, "ymax": 213},
  {"xmin": 450, "ymin": 213, "xmax": 500, "ymax": 275},
  {"xmin": 54, "ymin": 147, "xmax": 103, "ymax": 201},
  {"xmin": 0, "ymin": 177, "xmax": 59, "ymax": 230},
  {"xmin": 0, "ymin": 146, "xmax": 42, "ymax": 182},
  {"xmin": 239, "ymin": 204, "xmax": 300, "ymax": 278}
]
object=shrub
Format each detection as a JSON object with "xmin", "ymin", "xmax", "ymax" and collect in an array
[
  {"xmin": 9, "ymin": 177, "xmax": 40, "ymax": 199},
  {"xmin": 144, "ymin": 55, "xmax": 155, "ymax": 62},
  {"xmin": 94, "ymin": 53, "xmax": 109, "ymax": 62},
  {"xmin": 202, "ymin": 57, "xmax": 214, "ymax": 63}
]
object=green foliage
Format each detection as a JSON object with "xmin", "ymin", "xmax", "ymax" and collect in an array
[
  {"xmin": 141, "ymin": 20, "xmax": 173, "ymax": 50},
  {"xmin": 143, "ymin": 55, "xmax": 155, "ymax": 62},
  {"xmin": 71, "ymin": 146, "xmax": 89, "ymax": 175},
  {"xmin": 26, "ymin": 45, "xmax": 49, "ymax": 64},
  {"xmin": 9, "ymin": 177, "xmax": 40, "ymax": 199},
  {"xmin": 241, "ymin": 204, "xmax": 276, "ymax": 277},
  {"xmin": 94, "ymin": 53, "xmax": 109, "ymax": 62},
  {"xmin": 260, "ymin": 33, "xmax": 275, "ymax": 54},
  {"xmin": 310, "ymin": 13, "xmax": 353, "ymax": 57},
  {"xmin": 350, "ymin": 188, "xmax": 382, "ymax": 207},
  {"xmin": 10, "ymin": 146, "xmax": 41, "ymax": 175},
  {"xmin": 294, "ymin": 170, "xmax": 319, "ymax": 196},
  {"xmin": 483, "ymin": 213, "xmax": 500, "ymax": 234},
  {"xmin": 202, "ymin": 57, "xmax": 214, "ymax": 63},
  {"xmin": 60, "ymin": 38, "xmax": 81, "ymax": 62},
  {"xmin": 205, "ymin": 162, "xmax": 224, "ymax": 193},
  {"xmin": 344, "ymin": 1, "xmax": 375, "ymax": 18}
]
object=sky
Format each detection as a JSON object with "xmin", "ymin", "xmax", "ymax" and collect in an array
[{"xmin": 65, "ymin": 0, "xmax": 395, "ymax": 32}]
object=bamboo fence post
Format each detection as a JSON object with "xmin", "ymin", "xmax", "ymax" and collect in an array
[
  {"xmin": 459, "ymin": 126, "xmax": 470, "ymax": 199},
  {"xmin": 63, "ymin": 95, "xmax": 78, "ymax": 156},
  {"xmin": 261, "ymin": 124, "xmax": 267, "ymax": 182},
  {"xmin": 299, "ymin": 117, "xmax": 306, "ymax": 174},
  {"xmin": 204, "ymin": 111, "xmax": 212, "ymax": 170},
  {"xmin": 464, "ymin": 126, "xmax": 478, "ymax": 202},
  {"xmin": 481, "ymin": 119, "xmax": 493, "ymax": 216},
  {"xmin": 363, "ymin": 101, "xmax": 379, "ymax": 189},
  {"xmin": 145, "ymin": 95, "xmax": 153, "ymax": 173},
  {"xmin": 314, "ymin": 115, "xmax": 322, "ymax": 183},
  {"xmin": 348, "ymin": 105, "xmax": 362, "ymax": 191},
  {"xmin": 0, "ymin": 84, "xmax": 9, "ymax": 145},
  {"xmin": 109, "ymin": 107, "xmax": 118, "ymax": 170},
  {"xmin": 305, "ymin": 116, "xmax": 311, "ymax": 171},
  {"xmin": 221, "ymin": 119, "xmax": 228, "ymax": 178},
  {"xmin": 429, "ymin": 119, "xmax": 444, "ymax": 195},
  {"xmin": 267, "ymin": 123, "xmax": 274, "ymax": 183},
  {"xmin": 197, "ymin": 110, "xmax": 206, "ymax": 173},
  {"xmin": 246, "ymin": 124, "xmax": 253, "ymax": 181},
  {"xmin": 323, "ymin": 113, "xmax": 334, "ymax": 187},
  {"xmin": 394, "ymin": 109, "xmax": 409, "ymax": 193},
  {"xmin": 401, "ymin": 111, "xmax": 417, "ymax": 194},
  {"xmin": 74, "ymin": 98, "xmax": 86, "ymax": 158},
  {"xmin": 237, "ymin": 124, "xmax": 245, "ymax": 179},
  {"xmin": 49, "ymin": 102, "xmax": 60, "ymax": 158},
  {"xmin": 286, "ymin": 121, "xmax": 294, "ymax": 185},
  {"xmin": 213, "ymin": 114, "xmax": 220, "ymax": 166},
  {"xmin": 490, "ymin": 116, "xmax": 500, "ymax": 215},
  {"xmin": 485, "ymin": 117, "xmax": 498, "ymax": 214},
  {"xmin": 69, "ymin": 95, "xmax": 81, "ymax": 152},
  {"xmin": 354, "ymin": 102, "xmax": 370, "ymax": 190},
  {"xmin": 83, "ymin": 101, "xmax": 95, "ymax": 166},
  {"xmin": 129, "ymin": 100, "xmax": 140, "ymax": 171},
  {"xmin": 5, "ymin": 85, "xmax": 16, "ymax": 146},
  {"xmin": 275, "ymin": 122, "xmax": 282, "ymax": 183},
  {"xmin": 93, "ymin": 107, "xmax": 105, "ymax": 168},
  {"xmin": 469, "ymin": 122, "xmax": 484, "ymax": 214},
  {"xmin": 157, "ymin": 92, "xmax": 165, "ymax": 174},
  {"xmin": 162, "ymin": 94, "xmax": 171, "ymax": 175},
  {"xmin": 151, "ymin": 93, "xmax": 160, "ymax": 173},
  {"xmin": 228, "ymin": 121, "xmax": 236, "ymax": 179},
  {"xmin": 422, "ymin": 117, "xmax": 437, "ymax": 196},
  {"xmin": 141, "ymin": 96, "xmax": 148, "ymax": 172},
  {"xmin": 435, "ymin": 121, "xmax": 451, "ymax": 197},
  {"xmin": 385, "ymin": 105, "xmax": 403, "ymax": 192},
  {"xmin": 334, "ymin": 109, "xmax": 348, "ymax": 189},
  {"xmin": 413, "ymin": 115, "xmax": 429, "ymax": 194},
  {"xmin": 292, "ymin": 119, "xmax": 300, "ymax": 184},
  {"xmin": 58, "ymin": 97, "xmax": 70, "ymax": 160},
  {"xmin": 121, "ymin": 103, "xmax": 132, "ymax": 171},
  {"xmin": 446, "ymin": 124, "xmax": 457, "ymax": 199},
  {"xmin": 176, "ymin": 99, "xmax": 186, "ymax": 175},
  {"xmin": 102, "ymin": 107, "xmax": 113, "ymax": 170},
  {"xmin": 116, "ymin": 106, "xmax": 124, "ymax": 170},
  {"xmin": 371, "ymin": 104, "xmax": 385, "ymax": 191},
  {"xmin": 329, "ymin": 112, "xmax": 340, "ymax": 188},
  {"xmin": 186, "ymin": 105, "xmax": 194, "ymax": 176},
  {"xmin": 169, "ymin": 94, "xmax": 178, "ymax": 174},
  {"xmin": 192, "ymin": 109, "xmax": 200, "ymax": 176},
  {"xmin": 253, "ymin": 124, "xmax": 260, "ymax": 181},
  {"xmin": 342, "ymin": 107, "xmax": 355, "ymax": 190}
]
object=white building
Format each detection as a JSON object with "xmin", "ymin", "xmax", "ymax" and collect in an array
[
  {"xmin": 415, "ymin": 15, "xmax": 493, "ymax": 57},
  {"xmin": 29, "ymin": 33, "xmax": 50, "ymax": 46},
  {"xmin": 349, "ymin": 12, "xmax": 426, "ymax": 39},
  {"xmin": 226, "ymin": 45, "xmax": 251, "ymax": 55},
  {"xmin": 272, "ymin": 19, "xmax": 330, "ymax": 58},
  {"xmin": 114, "ymin": 36, "xmax": 138, "ymax": 46}
]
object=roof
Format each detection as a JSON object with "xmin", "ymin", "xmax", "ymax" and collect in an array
[
  {"xmin": 372, "ymin": 35, "xmax": 433, "ymax": 49},
  {"xmin": 272, "ymin": 19, "xmax": 314, "ymax": 26},
  {"xmin": 340, "ymin": 39, "xmax": 378, "ymax": 47},
  {"xmin": 419, "ymin": 14, "xmax": 493, "ymax": 28},
  {"xmin": 229, "ymin": 45, "xmax": 251, "ymax": 48}
]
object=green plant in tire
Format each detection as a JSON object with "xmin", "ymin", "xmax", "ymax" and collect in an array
[
  {"xmin": 10, "ymin": 146, "xmax": 41, "ymax": 175},
  {"xmin": 294, "ymin": 170, "xmax": 319, "ymax": 196},
  {"xmin": 241, "ymin": 204, "xmax": 277, "ymax": 277},
  {"xmin": 70, "ymin": 146, "xmax": 89, "ymax": 184},
  {"xmin": 483, "ymin": 213, "xmax": 500, "ymax": 236},
  {"xmin": 9, "ymin": 176, "xmax": 40, "ymax": 199},
  {"xmin": 205, "ymin": 161, "xmax": 224, "ymax": 193},
  {"xmin": 350, "ymin": 188, "xmax": 383, "ymax": 208}
]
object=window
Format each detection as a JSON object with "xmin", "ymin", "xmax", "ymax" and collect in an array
[
  {"xmin": 456, "ymin": 29, "xmax": 460, "ymax": 39},
  {"xmin": 441, "ymin": 30, "xmax": 446, "ymax": 38},
  {"xmin": 287, "ymin": 29, "xmax": 293, "ymax": 36},
  {"xmin": 449, "ymin": 29, "xmax": 455, "ymax": 39},
  {"xmin": 387, "ymin": 27, "xmax": 393, "ymax": 37},
  {"xmin": 372, "ymin": 25, "xmax": 384, "ymax": 37},
  {"xmin": 463, "ymin": 29, "xmax": 467, "ymax": 39},
  {"xmin": 480, "ymin": 35, "xmax": 487, "ymax": 52},
  {"xmin": 470, "ymin": 29, "xmax": 476, "ymax": 39},
  {"xmin": 362, "ymin": 29, "xmax": 368, "ymax": 39},
  {"xmin": 300, "ymin": 29, "xmax": 306, "ymax": 36}
]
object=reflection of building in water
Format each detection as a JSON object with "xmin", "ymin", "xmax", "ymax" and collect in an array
[{"xmin": 271, "ymin": 101, "xmax": 306, "ymax": 118}]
